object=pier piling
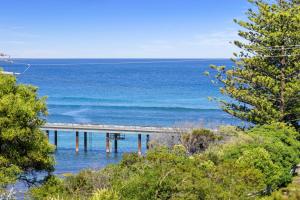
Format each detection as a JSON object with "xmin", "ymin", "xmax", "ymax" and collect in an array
[
  {"xmin": 54, "ymin": 130, "xmax": 58, "ymax": 148},
  {"xmin": 46, "ymin": 130, "xmax": 49, "ymax": 140},
  {"xmin": 138, "ymin": 134, "xmax": 142, "ymax": 156},
  {"xmin": 84, "ymin": 132, "xmax": 87, "ymax": 151},
  {"xmin": 76, "ymin": 131, "xmax": 79, "ymax": 152},
  {"xmin": 114, "ymin": 134, "xmax": 118, "ymax": 153},
  {"xmin": 106, "ymin": 132, "xmax": 110, "ymax": 153},
  {"xmin": 146, "ymin": 134, "xmax": 150, "ymax": 150}
]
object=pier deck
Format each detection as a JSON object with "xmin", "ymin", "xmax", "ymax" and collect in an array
[{"xmin": 42, "ymin": 123, "xmax": 183, "ymax": 134}]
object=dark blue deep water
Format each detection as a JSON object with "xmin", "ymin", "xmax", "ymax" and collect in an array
[{"xmin": 1, "ymin": 59, "xmax": 241, "ymax": 195}]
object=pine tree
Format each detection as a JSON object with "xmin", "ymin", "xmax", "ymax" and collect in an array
[{"xmin": 210, "ymin": 0, "xmax": 300, "ymax": 129}]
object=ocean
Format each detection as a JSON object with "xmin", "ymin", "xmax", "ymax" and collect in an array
[
  {"xmin": 4, "ymin": 59, "xmax": 238, "ymax": 126},
  {"xmin": 1, "ymin": 59, "xmax": 241, "ymax": 194}
]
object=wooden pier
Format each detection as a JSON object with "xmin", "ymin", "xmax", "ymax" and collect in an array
[{"xmin": 42, "ymin": 123, "xmax": 183, "ymax": 155}]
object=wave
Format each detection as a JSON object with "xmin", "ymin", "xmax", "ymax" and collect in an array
[
  {"xmin": 62, "ymin": 108, "xmax": 91, "ymax": 123},
  {"xmin": 48, "ymin": 96, "xmax": 129, "ymax": 103},
  {"xmin": 48, "ymin": 103, "xmax": 220, "ymax": 112}
]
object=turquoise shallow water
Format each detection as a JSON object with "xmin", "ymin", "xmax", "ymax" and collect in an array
[{"xmin": 1, "ymin": 59, "xmax": 241, "ymax": 196}]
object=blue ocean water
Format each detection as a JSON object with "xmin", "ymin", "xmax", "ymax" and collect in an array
[
  {"xmin": 1, "ymin": 59, "xmax": 241, "ymax": 193},
  {"xmin": 3, "ymin": 59, "xmax": 238, "ymax": 127}
]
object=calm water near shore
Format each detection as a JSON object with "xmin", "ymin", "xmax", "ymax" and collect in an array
[{"xmin": 1, "ymin": 59, "xmax": 240, "ymax": 176}]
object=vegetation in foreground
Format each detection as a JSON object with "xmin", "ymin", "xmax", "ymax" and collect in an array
[
  {"xmin": 29, "ymin": 123, "xmax": 300, "ymax": 200},
  {"xmin": 0, "ymin": 70, "xmax": 55, "ymax": 196},
  {"xmin": 263, "ymin": 177, "xmax": 300, "ymax": 200},
  {"xmin": 0, "ymin": 0, "xmax": 299, "ymax": 199}
]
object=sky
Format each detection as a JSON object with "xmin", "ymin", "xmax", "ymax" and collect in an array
[{"xmin": 0, "ymin": 0, "xmax": 250, "ymax": 58}]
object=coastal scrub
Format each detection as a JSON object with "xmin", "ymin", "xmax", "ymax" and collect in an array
[{"xmin": 0, "ymin": 71, "xmax": 55, "ymax": 192}]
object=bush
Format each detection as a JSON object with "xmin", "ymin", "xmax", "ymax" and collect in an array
[
  {"xmin": 29, "ymin": 169, "xmax": 112, "ymax": 200},
  {"xmin": 90, "ymin": 189, "xmax": 119, "ymax": 200},
  {"xmin": 63, "ymin": 169, "xmax": 111, "ymax": 197},
  {"xmin": 181, "ymin": 129, "xmax": 220, "ymax": 154},
  {"xmin": 29, "ymin": 176, "xmax": 65, "ymax": 200},
  {"xmin": 29, "ymin": 124, "xmax": 300, "ymax": 200},
  {"xmin": 248, "ymin": 124, "xmax": 300, "ymax": 189},
  {"xmin": 0, "ymin": 71, "xmax": 55, "ymax": 188}
]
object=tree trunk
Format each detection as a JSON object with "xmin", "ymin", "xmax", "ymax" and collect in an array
[{"xmin": 280, "ymin": 47, "xmax": 286, "ymax": 121}]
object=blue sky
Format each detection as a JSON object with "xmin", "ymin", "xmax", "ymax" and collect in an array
[{"xmin": 0, "ymin": 0, "xmax": 250, "ymax": 58}]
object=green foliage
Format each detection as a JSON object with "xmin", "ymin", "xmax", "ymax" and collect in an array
[
  {"xmin": 29, "ymin": 124, "xmax": 300, "ymax": 200},
  {"xmin": 0, "ymin": 157, "xmax": 21, "ymax": 189},
  {"xmin": 209, "ymin": 0, "xmax": 300, "ymax": 129},
  {"xmin": 90, "ymin": 189, "xmax": 119, "ymax": 200},
  {"xmin": 203, "ymin": 160, "xmax": 265, "ymax": 199},
  {"xmin": 63, "ymin": 169, "xmax": 111, "ymax": 198},
  {"xmin": 237, "ymin": 147, "xmax": 281, "ymax": 192},
  {"xmin": 0, "ymin": 72, "xmax": 55, "ymax": 188},
  {"xmin": 262, "ymin": 176, "xmax": 300, "ymax": 200},
  {"xmin": 29, "ymin": 176, "xmax": 65, "ymax": 200},
  {"xmin": 205, "ymin": 123, "xmax": 300, "ymax": 192},
  {"xmin": 249, "ymin": 124, "xmax": 300, "ymax": 187},
  {"xmin": 30, "ymin": 169, "xmax": 113, "ymax": 200},
  {"xmin": 181, "ymin": 129, "xmax": 220, "ymax": 154},
  {"xmin": 115, "ymin": 148, "xmax": 207, "ymax": 200}
]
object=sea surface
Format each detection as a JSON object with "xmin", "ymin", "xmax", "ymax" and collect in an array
[
  {"xmin": 3, "ymin": 59, "xmax": 238, "ymax": 126},
  {"xmin": 1, "ymin": 59, "xmax": 240, "ymax": 195}
]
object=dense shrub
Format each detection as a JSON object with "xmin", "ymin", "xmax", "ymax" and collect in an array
[
  {"xmin": 90, "ymin": 189, "xmax": 119, "ymax": 200},
  {"xmin": 29, "ymin": 169, "xmax": 112, "ymax": 200},
  {"xmin": 181, "ymin": 129, "xmax": 220, "ymax": 154},
  {"xmin": 29, "ymin": 176, "xmax": 65, "ymax": 200},
  {"xmin": 0, "ymin": 71, "xmax": 55, "ymax": 192},
  {"xmin": 29, "ymin": 123, "xmax": 300, "ymax": 200}
]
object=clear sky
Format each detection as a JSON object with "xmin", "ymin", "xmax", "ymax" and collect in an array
[{"xmin": 0, "ymin": 0, "xmax": 250, "ymax": 58}]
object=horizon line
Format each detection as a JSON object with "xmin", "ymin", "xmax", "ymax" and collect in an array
[{"xmin": 11, "ymin": 57, "xmax": 232, "ymax": 60}]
